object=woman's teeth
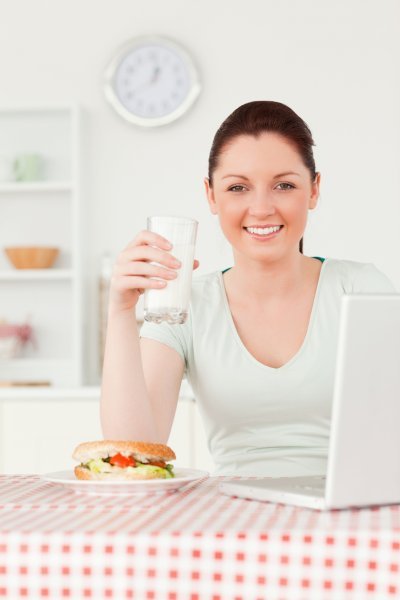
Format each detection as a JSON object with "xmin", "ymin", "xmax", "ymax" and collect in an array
[{"xmin": 245, "ymin": 225, "xmax": 282, "ymax": 236}]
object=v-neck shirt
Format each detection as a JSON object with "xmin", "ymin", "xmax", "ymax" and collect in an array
[{"xmin": 140, "ymin": 258, "xmax": 396, "ymax": 476}]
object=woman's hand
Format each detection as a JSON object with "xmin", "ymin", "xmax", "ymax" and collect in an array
[{"xmin": 108, "ymin": 231, "xmax": 199, "ymax": 315}]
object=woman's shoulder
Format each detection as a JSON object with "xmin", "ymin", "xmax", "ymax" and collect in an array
[
  {"xmin": 322, "ymin": 257, "xmax": 396, "ymax": 293},
  {"xmin": 192, "ymin": 269, "xmax": 223, "ymax": 291},
  {"xmin": 189, "ymin": 269, "xmax": 225, "ymax": 309}
]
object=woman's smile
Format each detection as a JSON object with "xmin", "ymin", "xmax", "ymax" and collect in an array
[{"xmin": 243, "ymin": 224, "xmax": 284, "ymax": 241}]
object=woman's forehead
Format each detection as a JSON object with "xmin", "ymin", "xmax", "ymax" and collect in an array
[{"xmin": 216, "ymin": 133, "xmax": 306, "ymax": 175}]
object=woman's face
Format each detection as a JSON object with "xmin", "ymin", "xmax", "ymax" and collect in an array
[{"xmin": 205, "ymin": 132, "xmax": 320, "ymax": 264}]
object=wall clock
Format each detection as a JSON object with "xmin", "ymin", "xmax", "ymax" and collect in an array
[{"xmin": 104, "ymin": 35, "xmax": 201, "ymax": 127}]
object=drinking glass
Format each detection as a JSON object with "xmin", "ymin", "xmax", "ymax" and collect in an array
[{"xmin": 144, "ymin": 216, "xmax": 198, "ymax": 324}]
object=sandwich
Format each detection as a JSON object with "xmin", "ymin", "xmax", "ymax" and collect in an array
[{"xmin": 73, "ymin": 440, "xmax": 176, "ymax": 480}]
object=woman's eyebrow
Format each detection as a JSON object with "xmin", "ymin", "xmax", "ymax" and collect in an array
[
  {"xmin": 273, "ymin": 171, "xmax": 301, "ymax": 178},
  {"xmin": 221, "ymin": 171, "xmax": 301, "ymax": 180}
]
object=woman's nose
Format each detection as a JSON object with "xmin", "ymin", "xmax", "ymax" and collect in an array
[{"xmin": 248, "ymin": 192, "xmax": 276, "ymax": 217}]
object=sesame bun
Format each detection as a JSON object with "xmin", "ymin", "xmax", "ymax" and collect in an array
[{"xmin": 73, "ymin": 440, "xmax": 176, "ymax": 463}]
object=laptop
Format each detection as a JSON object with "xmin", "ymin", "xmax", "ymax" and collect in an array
[{"xmin": 219, "ymin": 294, "xmax": 400, "ymax": 510}]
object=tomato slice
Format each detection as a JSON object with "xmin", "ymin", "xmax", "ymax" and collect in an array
[{"xmin": 109, "ymin": 453, "xmax": 135, "ymax": 468}]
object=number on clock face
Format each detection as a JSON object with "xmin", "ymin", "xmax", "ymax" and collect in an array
[{"xmin": 114, "ymin": 44, "xmax": 191, "ymax": 119}]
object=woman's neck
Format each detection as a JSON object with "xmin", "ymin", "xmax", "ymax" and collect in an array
[{"xmin": 223, "ymin": 252, "xmax": 318, "ymax": 304}]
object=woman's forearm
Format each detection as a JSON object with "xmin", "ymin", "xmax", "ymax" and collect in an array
[
  {"xmin": 100, "ymin": 308, "xmax": 160, "ymax": 441},
  {"xmin": 100, "ymin": 229, "xmax": 182, "ymax": 441}
]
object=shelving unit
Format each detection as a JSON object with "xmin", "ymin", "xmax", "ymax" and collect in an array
[
  {"xmin": 0, "ymin": 270, "xmax": 74, "ymax": 281},
  {"xmin": 0, "ymin": 105, "xmax": 83, "ymax": 386},
  {"xmin": 0, "ymin": 182, "xmax": 73, "ymax": 193}
]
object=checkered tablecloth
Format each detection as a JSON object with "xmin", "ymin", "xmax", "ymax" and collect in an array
[{"xmin": 0, "ymin": 475, "xmax": 399, "ymax": 599}]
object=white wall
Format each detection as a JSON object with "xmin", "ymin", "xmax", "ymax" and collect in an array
[{"xmin": 1, "ymin": 0, "xmax": 399, "ymax": 383}]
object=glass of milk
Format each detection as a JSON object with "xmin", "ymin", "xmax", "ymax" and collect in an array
[{"xmin": 144, "ymin": 216, "xmax": 198, "ymax": 325}]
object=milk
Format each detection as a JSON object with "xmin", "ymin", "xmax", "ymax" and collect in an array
[
  {"xmin": 144, "ymin": 243, "xmax": 196, "ymax": 324},
  {"xmin": 143, "ymin": 216, "xmax": 198, "ymax": 325}
]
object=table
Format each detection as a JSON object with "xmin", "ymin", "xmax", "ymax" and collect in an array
[{"xmin": 0, "ymin": 475, "xmax": 399, "ymax": 599}]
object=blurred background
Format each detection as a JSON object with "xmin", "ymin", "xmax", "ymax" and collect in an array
[{"xmin": 0, "ymin": 0, "xmax": 399, "ymax": 472}]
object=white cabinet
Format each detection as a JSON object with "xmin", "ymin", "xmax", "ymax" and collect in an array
[
  {"xmin": 0, "ymin": 106, "xmax": 83, "ymax": 386},
  {"xmin": 0, "ymin": 387, "xmax": 215, "ymax": 474},
  {"xmin": 0, "ymin": 397, "xmax": 102, "ymax": 474}
]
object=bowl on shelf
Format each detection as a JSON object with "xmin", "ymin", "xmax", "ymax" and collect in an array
[{"xmin": 4, "ymin": 246, "xmax": 60, "ymax": 269}]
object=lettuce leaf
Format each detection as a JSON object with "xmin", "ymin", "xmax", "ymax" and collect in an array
[{"xmin": 84, "ymin": 458, "xmax": 174, "ymax": 478}]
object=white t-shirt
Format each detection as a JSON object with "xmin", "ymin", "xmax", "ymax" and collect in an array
[{"xmin": 140, "ymin": 258, "xmax": 396, "ymax": 476}]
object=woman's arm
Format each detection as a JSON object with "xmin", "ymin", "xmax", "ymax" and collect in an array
[
  {"xmin": 100, "ymin": 309, "xmax": 184, "ymax": 441},
  {"xmin": 100, "ymin": 231, "xmax": 184, "ymax": 441}
]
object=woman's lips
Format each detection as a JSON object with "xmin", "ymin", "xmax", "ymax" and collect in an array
[{"xmin": 244, "ymin": 225, "xmax": 284, "ymax": 241}]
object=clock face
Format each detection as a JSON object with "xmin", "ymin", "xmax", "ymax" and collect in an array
[{"xmin": 104, "ymin": 37, "xmax": 201, "ymax": 126}]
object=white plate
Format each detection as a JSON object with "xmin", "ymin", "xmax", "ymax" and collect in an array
[{"xmin": 41, "ymin": 468, "xmax": 209, "ymax": 496}]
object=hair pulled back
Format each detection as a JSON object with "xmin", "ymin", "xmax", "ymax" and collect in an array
[{"xmin": 208, "ymin": 100, "xmax": 317, "ymax": 186}]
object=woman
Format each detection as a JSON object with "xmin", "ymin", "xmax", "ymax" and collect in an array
[{"xmin": 100, "ymin": 101, "xmax": 395, "ymax": 476}]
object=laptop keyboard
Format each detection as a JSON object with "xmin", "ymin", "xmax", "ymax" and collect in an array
[
  {"xmin": 291, "ymin": 476, "xmax": 326, "ymax": 493},
  {"xmin": 252, "ymin": 476, "xmax": 326, "ymax": 495}
]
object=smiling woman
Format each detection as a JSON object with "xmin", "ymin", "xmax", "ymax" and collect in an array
[
  {"xmin": 205, "ymin": 131, "xmax": 319, "ymax": 265},
  {"xmin": 206, "ymin": 101, "xmax": 319, "ymax": 256},
  {"xmin": 101, "ymin": 100, "xmax": 396, "ymax": 477}
]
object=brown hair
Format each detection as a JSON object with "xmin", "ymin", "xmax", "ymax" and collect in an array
[{"xmin": 208, "ymin": 101, "xmax": 317, "ymax": 254}]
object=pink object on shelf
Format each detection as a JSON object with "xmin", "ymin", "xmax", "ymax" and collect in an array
[
  {"xmin": 0, "ymin": 323, "xmax": 33, "ymax": 342},
  {"xmin": 0, "ymin": 322, "xmax": 35, "ymax": 358}
]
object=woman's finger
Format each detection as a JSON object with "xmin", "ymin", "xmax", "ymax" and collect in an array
[
  {"xmin": 119, "ymin": 245, "xmax": 181, "ymax": 269},
  {"xmin": 116, "ymin": 261, "xmax": 178, "ymax": 280},
  {"xmin": 124, "ymin": 230, "xmax": 172, "ymax": 251},
  {"xmin": 112, "ymin": 274, "xmax": 167, "ymax": 291}
]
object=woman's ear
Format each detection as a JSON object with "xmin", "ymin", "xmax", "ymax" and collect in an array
[
  {"xmin": 309, "ymin": 172, "xmax": 321, "ymax": 210},
  {"xmin": 204, "ymin": 177, "xmax": 218, "ymax": 215}
]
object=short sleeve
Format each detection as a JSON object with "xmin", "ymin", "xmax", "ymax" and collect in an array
[
  {"xmin": 139, "ymin": 318, "xmax": 190, "ymax": 368},
  {"xmin": 352, "ymin": 263, "xmax": 397, "ymax": 294}
]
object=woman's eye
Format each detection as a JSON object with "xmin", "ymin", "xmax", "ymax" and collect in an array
[
  {"xmin": 276, "ymin": 182, "xmax": 295, "ymax": 190},
  {"xmin": 228, "ymin": 185, "xmax": 246, "ymax": 192}
]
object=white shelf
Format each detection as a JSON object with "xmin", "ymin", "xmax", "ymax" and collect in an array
[
  {"xmin": 0, "ymin": 269, "xmax": 73, "ymax": 281},
  {"xmin": 0, "ymin": 381, "xmax": 194, "ymax": 400},
  {"xmin": 0, "ymin": 385, "xmax": 101, "ymax": 400},
  {"xmin": 0, "ymin": 182, "xmax": 73, "ymax": 193}
]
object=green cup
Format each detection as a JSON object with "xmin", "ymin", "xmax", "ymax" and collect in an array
[{"xmin": 13, "ymin": 154, "xmax": 43, "ymax": 182}]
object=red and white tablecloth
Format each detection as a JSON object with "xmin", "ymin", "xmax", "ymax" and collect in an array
[{"xmin": 0, "ymin": 474, "xmax": 399, "ymax": 599}]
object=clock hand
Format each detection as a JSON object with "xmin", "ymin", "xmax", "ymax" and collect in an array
[
  {"xmin": 150, "ymin": 65, "xmax": 161, "ymax": 84},
  {"xmin": 134, "ymin": 66, "xmax": 161, "ymax": 93}
]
